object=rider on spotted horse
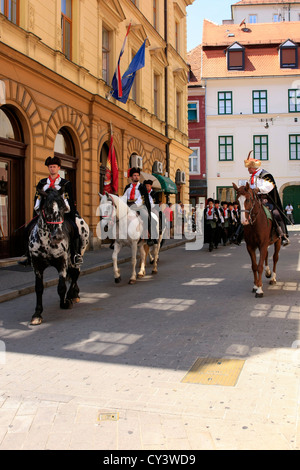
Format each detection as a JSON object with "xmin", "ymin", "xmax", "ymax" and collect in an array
[
  {"xmin": 19, "ymin": 156, "xmax": 83, "ymax": 267},
  {"xmin": 244, "ymin": 151, "xmax": 290, "ymax": 247}
]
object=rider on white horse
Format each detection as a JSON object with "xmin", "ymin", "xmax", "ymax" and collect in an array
[
  {"xmin": 19, "ymin": 156, "xmax": 83, "ymax": 267},
  {"xmin": 122, "ymin": 167, "xmax": 158, "ymax": 246}
]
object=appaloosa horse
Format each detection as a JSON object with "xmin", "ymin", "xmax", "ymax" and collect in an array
[
  {"xmin": 233, "ymin": 182, "xmax": 281, "ymax": 297},
  {"xmin": 29, "ymin": 187, "xmax": 89, "ymax": 325},
  {"xmin": 98, "ymin": 192, "xmax": 162, "ymax": 284}
]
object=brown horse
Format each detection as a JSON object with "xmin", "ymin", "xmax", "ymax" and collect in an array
[{"xmin": 232, "ymin": 183, "xmax": 281, "ymax": 298}]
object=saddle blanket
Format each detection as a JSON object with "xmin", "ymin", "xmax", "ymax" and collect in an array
[{"xmin": 263, "ymin": 205, "xmax": 273, "ymax": 221}]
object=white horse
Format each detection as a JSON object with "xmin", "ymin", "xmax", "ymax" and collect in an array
[{"xmin": 98, "ymin": 193, "xmax": 163, "ymax": 284}]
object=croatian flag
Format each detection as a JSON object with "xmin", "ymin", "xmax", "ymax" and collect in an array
[
  {"xmin": 112, "ymin": 40, "xmax": 146, "ymax": 104},
  {"xmin": 111, "ymin": 23, "xmax": 131, "ymax": 99},
  {"xmin": 104, "ymin": 133, "xmax": 119, "ymax": 194}
]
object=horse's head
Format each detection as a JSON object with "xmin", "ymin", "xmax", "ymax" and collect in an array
[
  {"xmin": 232, "ymin": 182, "xmax": 259, "ymax": 225},
  {"xmin": 98, "ymin": 192, "xmax": 117, "ymax": 239},
  {"xmin": 38, "ymin": 186, "xmax": 69, "ymax": 239}
]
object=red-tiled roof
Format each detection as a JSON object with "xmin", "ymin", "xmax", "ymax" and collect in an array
[
  {"xmin": 187, "ymin": 45, "xmax": 202, "ymax": 84},
  {"xmin": 202, "ymin": 19, "xmax": 300, "ymax": 46},
  {"xmin": 202, "ymin": 20, "xmax": 300, "ymax": 78}
]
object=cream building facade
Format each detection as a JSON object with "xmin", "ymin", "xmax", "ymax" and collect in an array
[
  {"xmin": 202, "ymin": 19, "xmax": 300, "ymax": 224},
  {"xmin": 231, "ymin": 0, "xmax": 300, "ymax": 25},
  {"xmin": 0, "ymin": 0, "xmax": 194, "ymax": 258}
]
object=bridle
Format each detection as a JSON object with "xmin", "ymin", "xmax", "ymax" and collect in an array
[
  {"xmin": 99, "ymin": 200, "xmax": 116, "ymax": 231},
  {"xmin": 239, "ymin": 188, "xmax": 260, "ymax": 225}
]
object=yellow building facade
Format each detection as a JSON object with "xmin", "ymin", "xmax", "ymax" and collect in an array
[{"xmin": 0, "ymin": 0, "xmax": 193, "ymax": 257}]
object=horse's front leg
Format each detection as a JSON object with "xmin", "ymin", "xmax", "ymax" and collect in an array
[
  {"xmin": 66, "ymin": 266, "xmax": 80, "ymax": 303},
  {"xmin": 112, "ymin": 242, "xmax": 121, "ymax": 283},
  {"xmin": 270, "ymin": 239, "xmax": 281, "ymax": 285},
  {"xmin": 58, "ymin": 269, "xmax": 73, "ymax": 309},
  {"xmin": 31, "ymin": 270, "xmax": 44, "ymax": 325},
  {"xmin": 129, "ymin": 242, "xmax": 138, "ymax": 284},
  {"xmin": 256, "ymin": 247, "xmax": 268, "ymax": 297},
  {"xmin": 247, "ymin": 246, "xmax": 259, "ymax": 293},
  {"xmin": 138, "ymin": 243, "xmax": 149, "ymax": 278},
  {"xmin": 264, "ymin": 249, "xmax": 271, "ymax": 279},
  {"xmin": 151, "ymin": 244, "xmax": 159, "ymax": 274}
]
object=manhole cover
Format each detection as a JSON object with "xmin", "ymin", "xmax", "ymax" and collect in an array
[
  {"xmin": 181, "ymin": 357, "xmax": 245, "ymax": 386},
  {"xmin": 97, "ymin": 412, "xmax": 119, "ymax": 422}
]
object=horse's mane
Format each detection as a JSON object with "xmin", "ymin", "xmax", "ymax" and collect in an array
[
  {"xmin": 41, "ymin": 188, "xmax": 65, "ymax": 208},
  {"xmin": 106, "ymin": 193, "xmax": 133, "ymax": 219}
]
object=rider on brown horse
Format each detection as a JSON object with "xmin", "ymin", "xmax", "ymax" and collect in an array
[{"xmin": 244, "ymin": 152, "xmax": 290, "ymax": 246}]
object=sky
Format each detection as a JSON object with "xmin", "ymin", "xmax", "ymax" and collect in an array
[{"xmin": 186, "ymin": 0, "xmax": 234, "ymax": 51}]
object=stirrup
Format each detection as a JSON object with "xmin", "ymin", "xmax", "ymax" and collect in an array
[
  {"xmin": 73, "ymin": 254, "xmax": 83, "ymax": 266},
  {"xmin": 281, "ymin": 237, "xmax": 290, "ymax": 246}
]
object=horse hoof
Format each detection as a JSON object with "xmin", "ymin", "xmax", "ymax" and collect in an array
[
  {"xmin": 255, "ymin": 292, "xmax": 264, "ymax": 298},
  {"xmin": 252, "ymin": 288, "xmax": 257, "ymax": 293},
  {"xmin": 137, "ymin": 273, "xmax": 144, "ymax": 278},
  {"xmin": 30, "ymin": 316, "xmax": 42, "ymax": 326},
  {"xmin": 269, "ymin": 280, "xmax": 276, "ymax": 285},
  {"xmin": 61, "ymin": 300, "xmax": 73, "ymax": 309},
  {"xmin": 265, "ymin": 273, "xmax": 271, "ymax": 279},
  {"xmin": 151, "ymin": 270, "xmax": 158, "ymax": 275},
  {"xmin": 115, "ymin": 277, "xmax": 121, "ymax": 284},
  {"xmin": 128, "ymin": 279, "xmax": 136, "ymax": 285}
]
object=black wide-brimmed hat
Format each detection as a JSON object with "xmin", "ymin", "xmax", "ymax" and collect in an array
[
  {"xmin": 129, "ymin": 167, "xmax": 140, "ymax": 176},
  {"xmin": 45, "ymin": 156, "xmax": 61, "ymax": 167},
  {"xmin": 144, "ymin": 179, "xmax": 153, "ymax": 185}
]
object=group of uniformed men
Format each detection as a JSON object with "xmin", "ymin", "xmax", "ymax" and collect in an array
[{"xmin": 204, "ymin": 199, "xmax": 242, "ymax": 252}]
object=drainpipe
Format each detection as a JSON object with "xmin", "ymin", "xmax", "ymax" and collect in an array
[
  {"xmin": 164, "ymin": 0, "xmax": 170, "ymax": 180},
  {"xmin": 164, "ymin": 0, "xmax": 170, "ymax": 203}
]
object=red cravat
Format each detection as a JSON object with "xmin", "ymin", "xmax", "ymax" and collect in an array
[
  {"xmin": 49, "ymin": 175, "xmax": 59, "ymax": 188},
  {"xmin": 251, "ymin": 170, "xmax": 259, "ymax": 185},
  {"xmin": 208, "ymin": 208, "xmax": 212, "ymax": 216},
  {"xmin": 129, "ymin": 183, "xmax": 137, "ymax": 200}
]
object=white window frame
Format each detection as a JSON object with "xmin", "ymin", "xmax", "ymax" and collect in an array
[
  {"xmin": 188, "ymin": 101, "xmax": 199, "ymax": 122},
  {"xmin": 189, "ymin": 147, "xmax": 200, "ymax": 174}
]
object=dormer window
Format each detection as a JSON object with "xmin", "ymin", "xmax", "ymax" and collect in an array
[
  {"xmin": 280, "ymin": 40, "xmax": 298, "ymax": 69},
  {"xmin": 227, "ymin": 42, "xmax": 245, "ymax": 71}
]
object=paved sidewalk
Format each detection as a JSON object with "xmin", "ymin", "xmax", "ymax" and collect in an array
[{"xmin": 0, "ymin": 238, "xmax": 188, "ymax": 304}]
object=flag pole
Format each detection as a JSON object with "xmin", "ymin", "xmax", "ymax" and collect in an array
[{"xmin": 107, "ymin": 20, "xmax": 132, "ymax": 101}]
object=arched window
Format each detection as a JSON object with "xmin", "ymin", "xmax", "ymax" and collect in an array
[
  {"xmin": 0, "ymin": 107, "xmax": 23, "ymax": 142},
  {"xmin": 54, "ymin": 127, "xmax": 77, "ymax": 202},
  {"xmin": 0, "ymin": 106, "xmax": 26, "ymax": 258},
  {"xmin": 99, "ymin": 142, "xmax": 109, "ymax": 194}
]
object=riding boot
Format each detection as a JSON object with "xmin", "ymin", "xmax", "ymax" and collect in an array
[
  {"xmin": 72, "ymin": 237, "xmax": 83, "ymax": 266},
  {"xmin": 275, "ymin": 224, "xmax": 290, "ymax": 246}
]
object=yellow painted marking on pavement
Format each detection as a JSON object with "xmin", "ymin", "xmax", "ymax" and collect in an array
[{"xmin": 181, "ymin": 357, "xmax": 245, "ymax": 387}]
